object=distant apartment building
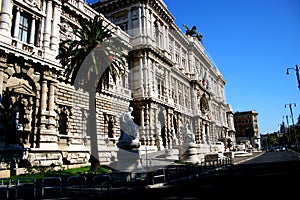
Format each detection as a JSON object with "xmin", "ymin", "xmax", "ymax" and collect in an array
[
  {"xmin": 233, "ymin": 110, "xmax": 260, "ymax": 149},
  {"xmin": 0, "ymin": 0, "xmax": 235, "ymax": 168}
]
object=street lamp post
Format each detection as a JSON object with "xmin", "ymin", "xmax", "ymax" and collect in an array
[
  {"xmin": 286, "ymin": 64, "xmax": 300, "ymax": 90},
  {"xmin": 285, "ymin": 103, "xmax": 298, "ymax": 149}
]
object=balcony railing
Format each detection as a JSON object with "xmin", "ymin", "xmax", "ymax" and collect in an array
[{"xmin": 11, "ymin": 39, "xmax": 43, "ymax": 58}]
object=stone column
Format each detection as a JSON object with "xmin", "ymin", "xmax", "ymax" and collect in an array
[
  {"xmin": 166, "ymin": 109, "xmax": 172, "ymax": 149},
  {"xmin": 12, "ymin": 7, "xmax": 20, "ymax": 39},
  {"xmin": 165, "ymin": 68, "xmax": 169, "ymax": 99},
  {"xmin": 168, "ymin": 69, "xmax": 172, "ymax": 101},
  {"xmin": 153, "ymin": 62, "xmax": 156, "ymax": 94},
  {"xmin": 172, "ymin": 39, "xmax": 176, "ymax": 61},
  {"xmin": 141, "ymin": 4, "xmax": 146, "ymax": 37},
  {"xmin": 153, "ymin": 107, "xmax": 162, "ymax": 150},
  {"xmin": 38, "ymin": 16, "xmax": 44, "ymax": 47},
  {"xmin": 147, "ymin": 58, "xmax": 152, "ymax": 96},
  {"xmin": 165, "ymin": 26, "xmax": 169, "ymax": 51},
  {"xmin": 144, "ymin": 104, "xmax": 150, "ymax": 145},
  {"xmin": 40, "ymin": 81, "xmax": 48, "ymax": 112},
  {"xmin": 50, "ymin": 1, "xmax": 61, "ymax": 51},
  {"xmin": 139, "ymin": 56, "xmax": 144, "ymax": 96},
  {"xmin": 40, "ymin": 80, "xmax": 47, "ymax": 131},
  {"xmin": 149, "ymin": 10, "xmax": 154, "ymax": 42},
  {"xmin": 142, "ymin": 55, "xmax": 147, "ymax": 96},
  {"xmin": 138, "ymin": 6, "xmax": 142, "ymax": 35},
  {"xmin": 140, "ymin": 105, "xmax": 145, "ymax": 127},
  {"xmin": 148, "ymin": 105, "xmax": 154, "ymax": 144},
  {"xmin": 175, "ymin": 81, "xmax": 179, "ymax": 104},
  {"xmin": 29, "ymin": 16, "xmax": 36, "ymax": 45},
  {"xmin": 0, "ymin": 68, "xmax": 3, "ymax": 96},
  {"xmin": 43, "ymin": 0, "xmax": 52, "ymax": 48},
  {"xmin": 0, "ymin": 0, "xmax": 12, "ymax": 34},
  {"xmin": 147, "ymin": 9, "xmax": 153, "ymax": 44},
  {"xmin": 48, "ymin": 82, "xmax": 55, "ymax": 112},
  {"xmin": 162, "ymin": 24, "xmax": 165, "ymax": 50}
]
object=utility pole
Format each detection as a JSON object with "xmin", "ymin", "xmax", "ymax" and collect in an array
[{"xmin": 285, "ymin": 103, "xmax": 298, "ymax": 149}]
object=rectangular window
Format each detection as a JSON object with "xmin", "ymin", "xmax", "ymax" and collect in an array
[
  {"xmin": 18, "ymin": 14, "xmax": 30, "ymax": 43},
  {"xmin": 157, "ymin": 81, "xmax": 161, "ymax": 95}
]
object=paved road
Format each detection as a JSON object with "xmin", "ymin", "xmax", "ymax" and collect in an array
[{"xmin": 60, "ymin": 150, "xmax": 300, "ymax": 200}]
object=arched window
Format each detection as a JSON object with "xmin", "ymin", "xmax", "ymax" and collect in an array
[{"xmin": 200, "ymin": 94, "xmax": 209, "ymax": 113}]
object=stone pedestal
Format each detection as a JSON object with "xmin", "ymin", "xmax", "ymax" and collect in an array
[
  {"xmin": 116, "ymin": 148, "xmax": 144, "ymax": 172},
  {"xmin": 179, "ymin": 143, "xmax": 200, "ymax": 163}
]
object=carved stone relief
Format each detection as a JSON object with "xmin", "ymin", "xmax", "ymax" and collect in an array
[{"xmin": 0, "ymin": 76, "xmax": 36, "ymax": 147}]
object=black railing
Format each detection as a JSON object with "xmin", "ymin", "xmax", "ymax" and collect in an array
[{"xmin": 0, "ymin": 157, "xmax": 233, "ymax": 199}]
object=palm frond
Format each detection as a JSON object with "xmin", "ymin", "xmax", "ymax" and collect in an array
[{"xmin": 57, "ymin": 14, "xmax": 128, "ymax": 90}]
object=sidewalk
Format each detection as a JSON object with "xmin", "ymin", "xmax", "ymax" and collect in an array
[
  {"xmin": 233, "ymin": 150, "xmax": 265, "ymax": 165},
  {"xmin": 5, "ymin": 152, "xmax": 265, "ymax": 199}
]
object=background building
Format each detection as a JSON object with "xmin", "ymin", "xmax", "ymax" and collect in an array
[
  {"xmin": 0, "ymin": 0, "xmax": 235, "ymax": 169},
  {"xmin": 234, "ymin": 110, "xmax": 260, "ymax": 150}
]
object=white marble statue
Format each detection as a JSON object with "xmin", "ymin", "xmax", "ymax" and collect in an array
[
  {"xmin": 183, "ymin": 123, "xmax": 195, "ymax": 144},
  {"xmin": 172, "ymin": 127, "xmax": 179, "ymax": 146},
  {"xmin": 117, "ymin": 107, "xmax": 140, "ymax": 149}
]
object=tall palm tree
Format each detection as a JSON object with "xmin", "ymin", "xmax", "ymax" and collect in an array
[{"xmin": 57, "ymin": 15, "xmax": 128, "ymax": 170}]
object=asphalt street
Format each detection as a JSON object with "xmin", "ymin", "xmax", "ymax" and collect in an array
[{"xmin": 53, "ymin": 150, "xmax": 300, "ymax": 200}]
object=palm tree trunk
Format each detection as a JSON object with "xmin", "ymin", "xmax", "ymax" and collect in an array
[{"xmin": 88, "ymin": 90, "xmax": 100, "ymax": 171}]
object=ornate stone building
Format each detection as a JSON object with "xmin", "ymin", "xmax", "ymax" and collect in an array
[
  {"xmin": 92, "ymin": 0, "xmax": 236, "ymax": 154},
  {"xmin": 0, "ymin": 0, "xmax": 235, "ymax": 168}
]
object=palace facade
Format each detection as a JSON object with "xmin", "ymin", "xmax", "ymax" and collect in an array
[{"xmin": 0, "ymin": 0, "xmax": 235, "ymax": 168}]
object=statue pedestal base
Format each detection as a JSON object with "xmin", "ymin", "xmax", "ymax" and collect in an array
[
  {"xmin": 179, "ymin": 143, "xmax": 200, "ymax": 163},
  {"xmin": 116, "ymin": 148, "xmax": 144, "ymax": 172}
]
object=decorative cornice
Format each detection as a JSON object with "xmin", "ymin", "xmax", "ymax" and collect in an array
[{"xmin": 92, "ymin": 0, "xmax": 174, "ymax": 24}]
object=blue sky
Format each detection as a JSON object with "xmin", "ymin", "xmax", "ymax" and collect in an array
[
  {"xmin": 163, "ymin": 0, "xmax": 300, "ymax": 134},
  {"xmin": 86, "ymin": 0, "xmax": 300, "ymax": 134}
]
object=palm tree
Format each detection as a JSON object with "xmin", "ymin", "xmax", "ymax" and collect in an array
[{"xmin": 57, "ymin": 15, "xmax": 128, "ymax": 170}]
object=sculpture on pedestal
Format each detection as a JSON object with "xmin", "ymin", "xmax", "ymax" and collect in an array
[
  {"xmin": 115, "ymin": 107, "xmax": 143, "ymax": 172},
  {"xmin": 179, "ymin": 123, "xmax": 200, "ymax": 163}
]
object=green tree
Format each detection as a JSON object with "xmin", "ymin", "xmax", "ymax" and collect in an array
[{"xmin": 57, "ymin": 15, "xmax": 127, "ymax": 170}]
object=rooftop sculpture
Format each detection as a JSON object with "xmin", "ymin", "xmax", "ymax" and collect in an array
[{"xmin": 182, "ymin": 24, "xmax": 203, "ymax": 42}]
